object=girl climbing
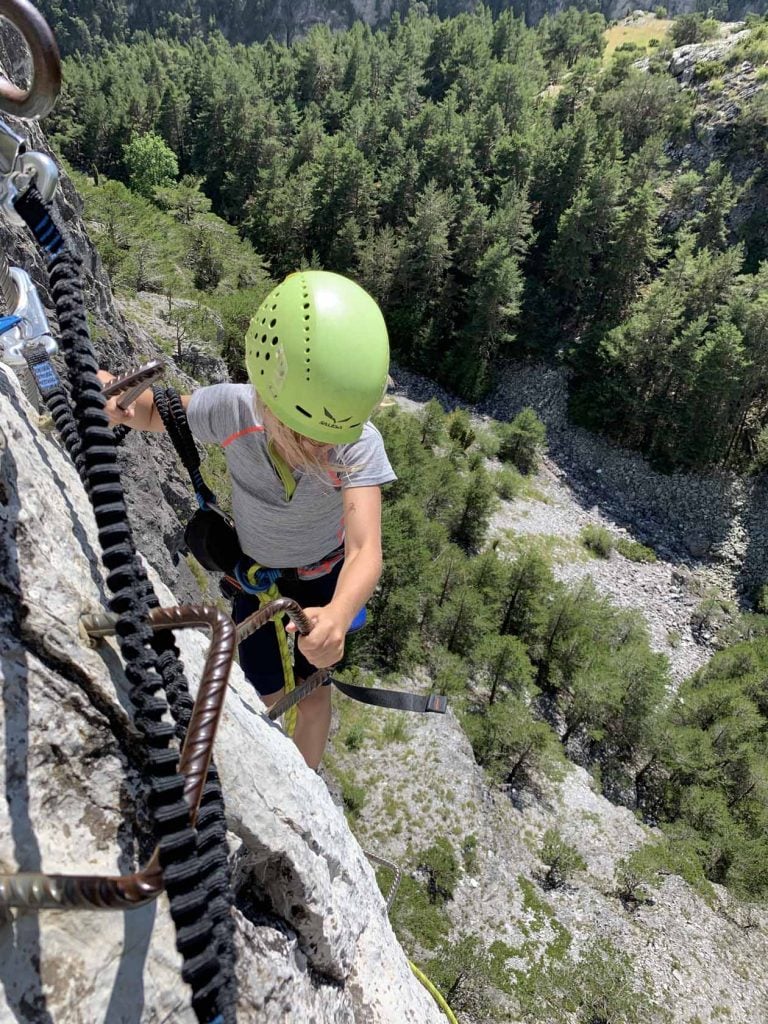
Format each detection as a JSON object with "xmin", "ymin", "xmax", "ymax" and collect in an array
[{"xmin": 100, "ymin": 270, "xmax": 396, "ymax": 769}]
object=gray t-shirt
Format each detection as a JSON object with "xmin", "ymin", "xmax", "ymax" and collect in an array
[{"xmin": 187, "ymin": 383, "xmax": 396, "ymax": 569}]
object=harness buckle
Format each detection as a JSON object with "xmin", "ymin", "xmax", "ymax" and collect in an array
[
  {"xmin": 0, "ymin": 265, "xmax": 56, "ymax": 366},
  {"xmin": 426, "ymin": 694, "xmax": 448, "ymax": 714}
]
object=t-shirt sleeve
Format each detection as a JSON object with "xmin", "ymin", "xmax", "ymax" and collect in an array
[
  {"xmin": 336, "ymin": 422, "xmax": 397, "ymax": 489},
  {"xmin": 186, "ymin": 384, "xmax": 254, "ymax": 444}
]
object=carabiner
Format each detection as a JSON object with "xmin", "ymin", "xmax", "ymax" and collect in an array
[
  {"xmin": 0, "ymin": 118, "xmax": 58, "ymax": 225},
  {"xmin": 0, "ymin": 0, "xmax": 61, "ymax": 119},
  {"xmin": 0, "ymin": 265, "xmax": 56, "ymax": 366}
]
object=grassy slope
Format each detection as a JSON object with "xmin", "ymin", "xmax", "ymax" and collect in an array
[{"xmin": 603, "ymin": 16, "xmax": 674, "ymax": 60}]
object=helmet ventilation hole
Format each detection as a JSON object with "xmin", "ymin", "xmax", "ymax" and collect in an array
[{"xmin": 295, "ymin": 405, "xmax": 312, "ymax": 419}]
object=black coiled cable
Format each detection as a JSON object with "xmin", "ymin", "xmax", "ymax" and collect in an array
[{"xmin": 14, "ymin": 186, "xmax": 237, "ymax": 1024}]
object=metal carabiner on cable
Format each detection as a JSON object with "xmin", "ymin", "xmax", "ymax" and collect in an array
[
  {"xmin": 0, "ymin": 0, "xmax": 61, "ymax": 119},
  {"xmin": 0, "ymin": 262, "xmax": 55, "ymax": 366},
  {"xmin": 0, "ymin": 118, "xmax": 58, "ymax": 225}
]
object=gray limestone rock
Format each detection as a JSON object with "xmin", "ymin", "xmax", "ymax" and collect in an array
[{"xmin": 0, "ymin": 364, "xmax": 443, "ymax": 1022}]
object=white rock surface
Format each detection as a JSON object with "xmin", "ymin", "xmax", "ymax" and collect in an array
[{"xmin": 0, "ymin": 364, "xmax": 443, "ymax": 1022}]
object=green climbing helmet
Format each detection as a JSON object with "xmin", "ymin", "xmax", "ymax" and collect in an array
[{"xmin": 245, "ymin": 270, "xmax": 390, "ymax": 444}]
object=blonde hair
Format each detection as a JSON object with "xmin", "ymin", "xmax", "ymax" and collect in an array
[{"xmin": 254, "ymin": 392, "xmax": 349, "ymax": 484}]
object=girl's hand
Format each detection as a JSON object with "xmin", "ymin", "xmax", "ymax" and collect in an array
[
  {"xmin": 287, "ymin": 605, "xmax": 347, "ymax": 669},
  {"xmin": 97, "ymin": 369, "xmax": 137, "ymax": 427}
]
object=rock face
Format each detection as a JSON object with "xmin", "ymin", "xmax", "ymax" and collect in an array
[{"xmin": 0, "ymin": 362, "xmax": 444, "ymax": 1021}]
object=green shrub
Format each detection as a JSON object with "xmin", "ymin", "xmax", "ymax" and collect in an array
[
  {"xmin": 669, "ymin": 13, "xmax": 718, "ymax": 46},
  {"xmin": 343, "ymin": 722, "xmax": 366, "ymax": 751},
  {"xmin": 339, "ymin": 777, "xmax": 366, "ymax": 819},
  {"xmin": 666, "ymin": 629, "xmax": 681, "ymax": 648},
  {"xmin": 420, "ymin": 398, "xmax": 447, "ymax": 447},
  {"xmin": 694, "ymin": 59, "xmax": 726, "ymax": 81},
  {"xmin": 425, "ymin": 934, "xmax": 499, "ymax": 1019},
  {"xmin": 655, "ymin": 5, "xmax": 667, "ymax": 17},
  {"xmin": 495, "ymin": 466, "xmax": 523, "ymax": 500},
  {"xmin": 462, "ymin": 834, "xmax": 479, "ymax": 874},
  {"xmin": 497, "ymin": 408, "xmax": 546, "ymax": 474},
  {"xmin": 515, "ymin": 936, "xmax": 672, "ymax": 1023},
  {"xmin": 616, "ymin": 538, "xmax": 657, "ymax": 563},
  {"xmin": 648, "ymin": 38, "xmax": 660, "ymax": 47},
  {"xmin": 381, "ymin": 715, "xmax": 410, "ymax": 743},
  {"xmin": 384, "ymin": 870, "xmax": 451, "ymax": 950},
  {"xmin": 690, "ymin": 590, "xmax": 737, "ymax": 640},
  {"xmin": 740, "ymin": 38, "xmax": 768, "ymax": 65},
  {"xmin": 447, "ymin": 409, "xmax": 476, "ymax": 450},
  {"xmin": 755, "ymin": 583, "xmax": 768, "ymax": 614},
  {"xmin": 475, "ymin": 428, "xmax": 501, "ymax": 459},
  {"xmin": 615, "ymin": 838, "xmax": 714, "ymax": 906},
  {"xmin": 418, "ymin": 837, "xmax": 460, "ymax": 904},
  {"xmin": 540, "ymin": 829, "xmax": 586, "ymax": 889},
  {"xmin": 579, "ymin": 524, "xmax": 615, "ymax": 558}
]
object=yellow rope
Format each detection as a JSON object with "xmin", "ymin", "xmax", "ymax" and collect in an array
[
  {"xmin": 409, "ymin": 962, "xmax": 460, "ymax": 1024},
  {"xmin": 245, "ymin": 570, "xmax": 298, "ymax": 736}
]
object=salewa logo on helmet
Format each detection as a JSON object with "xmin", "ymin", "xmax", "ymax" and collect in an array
[{"xmin": 319, "ymin": 407, "xmax": 352, "ymax": 430}]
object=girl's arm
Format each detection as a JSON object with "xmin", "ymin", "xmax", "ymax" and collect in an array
[
  {"xmin": 96, "ymin": 369, "xmax": 190, "ymax": 431},
  {"xmin": 329, "ymin": 485, "xmax": 383, "ymax": 628},
  {"xmin": 291, "ymin": 485, "xmax": 384, "ymax": 669}
]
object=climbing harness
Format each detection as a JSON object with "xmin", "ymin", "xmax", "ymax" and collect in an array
[{"xmin": 149, "ymin": 383, "xmax": 449, "ymax": 722}]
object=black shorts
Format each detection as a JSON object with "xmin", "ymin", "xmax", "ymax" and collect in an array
[{"xmin": 232, "ymin": 560, "xmax": 343, "ymax": 697}]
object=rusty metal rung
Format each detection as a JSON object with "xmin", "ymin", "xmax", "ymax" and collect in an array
[{"xmin": 0, "ymin": 605, "xmax": 235, "ymax": 911}]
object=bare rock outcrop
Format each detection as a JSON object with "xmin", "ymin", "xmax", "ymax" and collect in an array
[{"xmin": 0, "ymin": 364, "xmax": 443, "ymax": 1021}]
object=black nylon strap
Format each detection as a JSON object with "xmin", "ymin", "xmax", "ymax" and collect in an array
[
  {"xmin": 331, "ymin": 679, "xmax": 448, "ymax": 714},
  {"xmin": 267, "ymin": 673, "xmax": 448, "ymax": 721}
]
